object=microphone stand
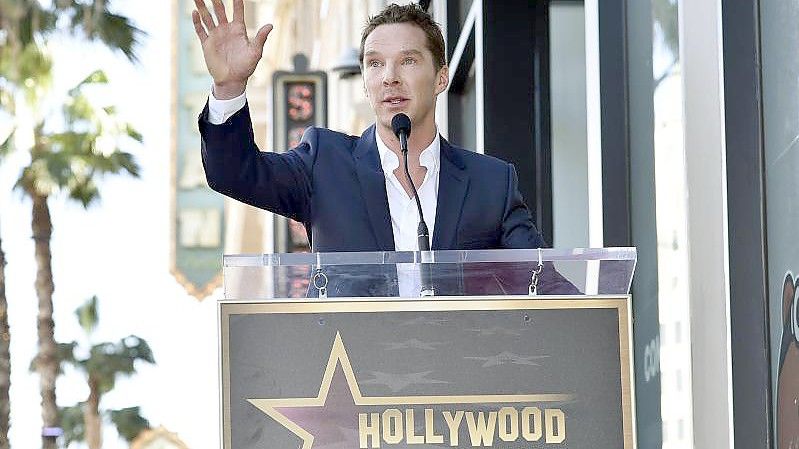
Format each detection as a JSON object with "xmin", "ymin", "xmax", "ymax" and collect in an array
[{"xmin": 399, "ymin": 133, "xmax": 435, "ymax": 297}]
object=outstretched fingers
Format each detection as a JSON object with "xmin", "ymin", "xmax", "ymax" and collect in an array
[
  {"xmin": 252, "ymin": 24, "xmax": 274, "ymax": 54},
  {"xmin": 194, "ymin": 0, "xmax": 216, "ymax": 31},
  {"xmin": 232, "ymin": 0, "xmax": 245, "ymax": 23},
  {"xmin": 211, "ymin": 0, "xmax": 228, "ymax": 24},
  {"xmin": 191, "ymin": 10, "xmax": 208, "ymax": 42}
]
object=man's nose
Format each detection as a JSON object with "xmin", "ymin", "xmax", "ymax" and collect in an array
[{"xmin": 382, "ymin": 63, "xmax": 401, "ymax": 86}]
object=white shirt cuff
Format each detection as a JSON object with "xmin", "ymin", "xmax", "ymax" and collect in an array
[{"xmin": 207, "ymin": 85, "xmax": 247, "ymax": 125}]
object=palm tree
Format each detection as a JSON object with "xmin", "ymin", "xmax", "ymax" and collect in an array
[
  {"xmin": 0, "ymin": 40, "xmax": 34, "ymax": 449},
  {"xmin": 56, "ymin": 296, "xmax": 154, "ymax": 449},
  {"xmin": 3, "ymin": 46, "xmax": 141, "ymax": 448},
  {"xmin": 0, "ymin": 233, "xmax": 10, "ymax": 449},
  {"xmin": 0, "ymin": 23, "xmax": 17, "ymax": 449},
  {"xmin": 0, "ymin": 3, "xmax": 143, "ymax": 448},
  {"xmin": 0, "ymin": 0, "xmax": 144, "ymax": 62}
]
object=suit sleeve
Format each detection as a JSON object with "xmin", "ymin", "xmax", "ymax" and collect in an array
[
  {"xmin": 199, "ymin": 101, "xmax": 317, "ymax": 224},
  {"xmin": 500, "ymin": 163, "xmax": 547, "ymax": 249}
]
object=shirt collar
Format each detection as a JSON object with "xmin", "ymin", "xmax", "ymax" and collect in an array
[{"xmin": 375, "ymin": 126, "xmax": 441, "ymax": 174}]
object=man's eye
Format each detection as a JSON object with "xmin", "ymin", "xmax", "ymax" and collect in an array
[
  {"xmin": 368, "ymin": 60, "xmax": 382, "ymax": 67},
  {"xmin": 403, "ymin": 57, "xmax": 416, "ymax": 64}
]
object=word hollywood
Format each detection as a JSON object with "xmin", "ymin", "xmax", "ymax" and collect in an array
[
  {"xmin": 358, "ymin": 406, "xmax": 566, "ymax": 447},
  {"xmin": 248, "ymin": 334, "xmax": 575, "ymax": 449}
]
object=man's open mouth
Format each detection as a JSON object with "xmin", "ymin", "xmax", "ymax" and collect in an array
[{"xmin": 384, "ymin": 97, "xmax": 409, "ymax": 105}]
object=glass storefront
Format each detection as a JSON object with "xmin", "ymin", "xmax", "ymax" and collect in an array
[
  {"xmin": 550, "ymin": 1, "xmax": 588, "ymax": 250},
  {"xmin": 649, "ymin": 1, "xmax": 692, "ymax": 447},
  {"xmin": 761, "ymin": 1, "xmax": 799, "ymax": 448},
  {"xmin": 627, "ymin": 0, "xmax": 691, "ymax": 447}
]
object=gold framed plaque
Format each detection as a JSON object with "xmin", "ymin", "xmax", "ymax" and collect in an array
[{"xmin": 220, "ymin": 296, "xmax": 635, "ymax": 449}]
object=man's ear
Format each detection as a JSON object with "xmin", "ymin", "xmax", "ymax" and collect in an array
[{"xmin": 435, "ymin": 65, "xmax": 449, "ymax": 95}]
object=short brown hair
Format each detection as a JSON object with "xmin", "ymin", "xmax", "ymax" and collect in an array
[{"xmin": 359, "ymin": 3, "xmax": 447, "ymax": 72}]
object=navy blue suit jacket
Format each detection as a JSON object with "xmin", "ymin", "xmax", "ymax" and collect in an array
[
  {"xmin": 199, "ymin": 103, "xmax": 578, "ymax": 296},
  {"xmin": 200, "ymin": 103, "xmax": 546, "ymax": 252}
]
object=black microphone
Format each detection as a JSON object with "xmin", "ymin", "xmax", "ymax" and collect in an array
[{"xmin": 391, "ymin": 113, "xmax": 434, "ymax": 296}]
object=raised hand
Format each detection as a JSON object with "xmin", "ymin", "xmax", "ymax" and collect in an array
[{"xmin": 192, "ymin": 0, "xmax": 273, "ymax": 99}]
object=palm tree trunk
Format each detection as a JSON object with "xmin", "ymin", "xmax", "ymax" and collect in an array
[
  {"xmin": 83, "ymin": 379, "xmax": 102, "ymax": 449},
  {"xmin": 0, "ymin": 234, "xmax": 11, "ymax": 449},
  {"xmin": 31, "ymin": 193, "xmax": 57, "ymax": 449}
]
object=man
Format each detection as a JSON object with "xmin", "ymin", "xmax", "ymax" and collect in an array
[{"xmin": 193, "ymin": 1, "xmax": 574, "ymax": 295}]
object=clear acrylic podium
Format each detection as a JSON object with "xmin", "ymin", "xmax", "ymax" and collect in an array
[
  {"xmin": 223, "ymin": 247, "xmax": 636, "ymax": 300},
  {"xmin": 220, "ymin": 248, "xmax": 637, "ymax": 449}
]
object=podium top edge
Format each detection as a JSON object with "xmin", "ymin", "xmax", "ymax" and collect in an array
[{"xmin": 223, "ymin": 247, "xmax": 638, "ymax": 267}]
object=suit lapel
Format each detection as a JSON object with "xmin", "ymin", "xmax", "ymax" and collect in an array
[
  {"xmin": 353, "ymin": 126, "xmax": 395, "ymax": 250},
  {"xmin": 433, "ymin": 138, "xmax": 469, "ymax": 250}
]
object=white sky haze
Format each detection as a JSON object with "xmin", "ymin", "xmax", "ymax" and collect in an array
[{"xmin": 1, "ymin": 2, "xmax": 221, "ymax": 448}]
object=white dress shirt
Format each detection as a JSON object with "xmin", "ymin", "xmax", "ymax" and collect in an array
[
  {"xmin": 207, "ymin": 87, "xmax": 247, "ymax": 124},
  {"xmin": 208, "ymin": 90, "xmax": 441, "ymax": 296},
  {"xmin": 374, "ymin": 127, "xmax": 439, "ymax": 253},
  {"xmin": 375, "ymin": 124, "xmax": 440, "ymax": 298}
]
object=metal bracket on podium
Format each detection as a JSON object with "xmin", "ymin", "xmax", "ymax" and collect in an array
[{"xmin": 528, "ymin": 248, "xmax": 544, "ymax": 296}]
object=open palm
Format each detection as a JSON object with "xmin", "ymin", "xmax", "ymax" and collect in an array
[{"xmin": 192, "ymin": 0, "xmax": 272, "ymax": 97}]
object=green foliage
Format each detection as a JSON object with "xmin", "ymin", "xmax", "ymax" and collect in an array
[
  {"xmin": 109, "ymin": 407, "xmax": 150, "ymax": 442},
  {"xmin": 0, "ymin": 78, "xmax": 14, "ymax": 113},
  {"xmin": 85, "ymin": 336, "xmax": 154, "ymax": 395},
  {"xmin": 0, "ymin": 130, "xmax": 13, "ymax": 160},
  {"xmin": 63, "ymin": 1, "xmax": 146, "ymax": 63},
  {"xmin": 0, "ymin": 0, "xmax": 145, "ymax": 62},
  {"xmin": 60, "ymin": 404, "xmax": 151, "ymax": 446},
  {"xmin": 0, "ymin": 43, "xmax": 53, "ymax": 105},
  {"xmin": 9, "ymin": 68, "xmax": 142, "ymax": 205},
  {"xmin": 125, "ymin": 124, "xmax": 143, "ymax": 143},
  {"xmin": 0, "ymin": 3, "xmax": 147, "ymax": 447},
  {"xmin": 1, "ymin": 3, "xmax": 144, "ymax": 204},
  {"xmin": 0, "ymin": 0, "xmax": 59, "ymax": 48},
  {"xmin": 55, "ymin": 342, "xmax": 79, "ymax": 372},
  {"xmin": 55, "ymin": 296, "xmax": 155, "ymax": 446},
  {"xmin": 28, "ymin": 341, "xmax": 77, "ymax": 374},
  {"xmin": 58, "ymin": 404, "xmax": 85, "ymax": 447},
  {"xmin": 75, "ymin": 295, "xmax": 98, "ymax": 334}
]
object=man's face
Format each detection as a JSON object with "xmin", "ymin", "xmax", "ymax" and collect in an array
[{"xmin": 362, "ymin": 23, "xmax": 448, "ymax": 134}]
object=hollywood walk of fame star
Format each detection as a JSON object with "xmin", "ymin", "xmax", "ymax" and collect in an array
[
  {"xmin": 465, "ymin": 327, "xmax": 523, "ymax": 337},
  {"xmin": 380, "ymin": 339, "xmax": 446, "ymax": 350},
  {"xmin": 464, "ymin": 351, "xmax": 550, "ymax": 368},
  {"xmin": 361, "ymin": 371, "xmax": 449, "ymax": 392},
  {"xmin": 247, "ymin": 333, "xmax": 572, "ymax": 449},
  {"xmin": 398, "ymin": 317, "xmax": 449, "ymax": 326}
]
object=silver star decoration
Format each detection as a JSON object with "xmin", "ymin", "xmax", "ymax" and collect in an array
[
  {"xmin": 398, "ymin": 317, "xmax": 449, "ymax": 326},
  {"xmin": 465, "ymin": 327, "xmax": 522, "ymax": 336},
  {"xmin": 362, "ymin": 371, "xmax": 449, "ymax": 392},
  {"xmin": 464, "ymin": 351, "xmax": 549, "ymax": 367},
  {"xmin": 380, "ymin": 339, "xmax": 446, "ymax": 350}
]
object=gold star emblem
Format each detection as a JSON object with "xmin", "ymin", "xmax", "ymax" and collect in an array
[{"xmin": 248, "ymin": 333, "xmax": 574, "ymax": 449}]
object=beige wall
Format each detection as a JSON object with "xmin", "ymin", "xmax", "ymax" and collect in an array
[{"xmin": 225, "ymin": 0, "xmax": 380, "ymax": 254}]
